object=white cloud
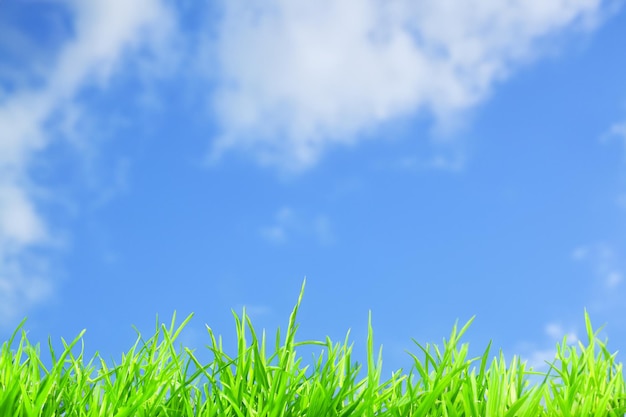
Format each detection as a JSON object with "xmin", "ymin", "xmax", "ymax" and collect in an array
[
  {"xmin": 524, "ymin": 347, "xmax": 561, "ymax": 373},
  {"xmin": 544, "ymin": 322, "xmax": 579, "ymax": 343},
  {"xmin": 0, "ymin": 0, "xmax": 176, "ymax": 326},
  {"xmin": 208, "ymin": 0, "xmax": 611, "ymax": 172},
  {"xmin": 91, "ymin": 157, "xmax": 132, "ymax": 208},
  {"xmin": 234, "ymin": 304, "xmax": 272, "ymax": 320},
  {"xmin": 259, "ymin": 207, "xmax": 295, "ymax": 244},
  {"xmin": 600, "ymin": 121, "xmax": 626, "ymax": 210},
  {"xmin": 0, "ymin": 249, "xmax": 54, "ymax": 325},
  {"xmin": 515, "ymin": 242, "xmax": 623, "ymax": 385},
  {"xmin": 515, "ymin": 321, "xmax": 580, "ymax": 388},
  {"xmin": 608, "ymin": 122, "xmax": 626, "ymax": 143},
  {"xmin": 572, "ymin": 242, "xmax": 624, "ymax": 289},
  {"xmin": 313, "ymin": 215, "xmax": 334, "ymax": 246},
  {"xmin": 260, "ymin": 206, "xmax": 334, "ymax": 245},
  {"xmin": 602, "ymin": 121, "xmax": 626, "ymax": 162},
  {"xmin": 618, "ymin": 194, "xmax": 626, "ymax": 210},
  {"xmin": 0, "ymin": 183, "xmax": 49, "ymax": 247},
  {"xmin": 259, "ymin": 226, "xmax": 288, "ymax": 244},
  {"xmin": 606, "ymin": 271, "xmax": 623, "ymax": 288},
  {"xmin": 390, "ymin": 149, "xmax": 468, "ymax": 173}
]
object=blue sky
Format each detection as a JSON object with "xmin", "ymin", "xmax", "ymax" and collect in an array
[{"xmin": 1, "ymin": 0, "xmax": 626, "ymax": 384}]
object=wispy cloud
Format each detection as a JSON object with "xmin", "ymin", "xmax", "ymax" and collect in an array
[
  {"xmin": 386, "ymin": 146, "xmax": 468, "ymax": 173},
  {"xmin": 233, "ymin": 304, "xmax": 273, "ymax": 321},
  {"xmin": 514, "ymin": 241, "xmax": 626, "ymax": 381},
  {"xmin": 260, "ymin": 206, "xmax": 335, "ymax": 245},
  {"xmin": 515, "ymin": 320, "xmax": 580, "ymax": 388},
  {"xmin": 607, "ymin": 121, "xmax": 626, "ymax": 153},
  {"xmin": 604, "ymin": 121, "xmax": 626, "ymax": 208},
  {"xmin": 208, "ymin": 0, "xmax": 611, "ymax": 172},
  {"xmin": 572, "ymin": 243, "xmax": 624, "ymax": 290},
  {"xmin": 602, "ymin": 120, "xmax": 626, "ymax": 164},
  {"xmin": 260, "ymin": 207, "xmax": 296, "ymax": 244},
  {"xmin": 0, "ymin": 0, "xmax": 176, "ymax": 326}
]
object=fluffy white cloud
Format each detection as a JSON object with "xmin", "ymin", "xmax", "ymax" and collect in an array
[
  {"xmin": 208, "ymin": 0, "xmax": 609, "ymax": 172},
  {"xmin": 0, "ymin": 184, "xmax": 48, "ymax": 246},
  {"xmin": 0, "ymin": 0, "xmax": 175, "ymax": 325}
]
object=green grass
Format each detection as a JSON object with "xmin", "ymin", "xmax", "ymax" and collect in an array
[{"xmin": 1, "ymin": 279, "xmax": 625, "ymax": 416}]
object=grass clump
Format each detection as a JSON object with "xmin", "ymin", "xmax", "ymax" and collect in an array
[{"xmin": 1, "ymin": 279, "xmax": 625, "ymax": 416}]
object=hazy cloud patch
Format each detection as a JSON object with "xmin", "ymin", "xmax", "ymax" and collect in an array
[
  {"xmin": 0, "ymin": 0, "xmax": 176, "ymax": 327},
  {"xmin": 260, "ymin": 206, "xmax": 335, "ymax": 245},
  {"xmin": 572, "ymin": 243, "xmax": 624, "ymax": 290},
  {"xmin": 0, "ymin": 250, "xmax": 54, "ymax": 326},
  {"xmin": 544, "ymin": 322, "xmax": 579, "ymax": 344},
  {"xmin": 602, "ymin": 121, "xmax": 626, "ymax": 210},
  {"xmin": 515, "ymin": 320, "xmax": 580, "ymax": 387},
  {"xmin": 233, "ymin": 304, "xmax": 272, "ymax": 320},
  {"xmin": 259, "ymin": 207, "xmax": 295, "ymax": 244},
  {"xmin": 602, "ymin": 121, "xmax": 626, "ymax": 163}
]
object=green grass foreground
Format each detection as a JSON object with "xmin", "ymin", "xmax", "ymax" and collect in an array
[{"xmin": 1, "ymin": 280, "xmax": 625, "ymax": 416}]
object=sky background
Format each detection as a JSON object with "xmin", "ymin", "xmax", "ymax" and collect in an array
[{"xmin": 1, "ymin": 0, "xmax": 626, "ymax": 385}]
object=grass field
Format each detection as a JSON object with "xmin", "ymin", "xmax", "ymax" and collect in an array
[{"xmin": 1, "ymin": 279, "xmax": 625, "ymax": 416}]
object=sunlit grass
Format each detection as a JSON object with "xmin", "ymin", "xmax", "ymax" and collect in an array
[{"xmin": 1, "ymin": 279, "xmax": 625, "ymax": 416}]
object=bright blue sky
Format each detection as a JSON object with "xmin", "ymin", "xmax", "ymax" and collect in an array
[{"xmin": 1, "ymin": 0, "xmax": 626, "ymax": 384}]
